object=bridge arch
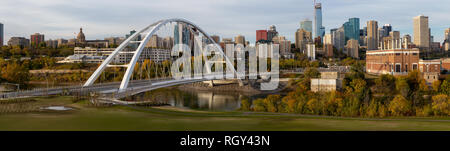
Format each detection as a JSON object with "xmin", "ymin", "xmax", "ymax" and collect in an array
[{"xmin": 83, "ymin": 18, "xmax": 241, "ymax": 92}]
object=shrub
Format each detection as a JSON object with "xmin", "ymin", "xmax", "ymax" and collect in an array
[
  {"xmin": 240, "ymin": 98, "xmax": 251, "ymax": 111},
  {"xmin": 252, "ymin": 99, "xmax": 266, "ymax": 112},
  {"xmin": 388, "ymin": 95, "xmax": 412, "ymax": 116},
  {"xmin": 431, "ymin": 94, "xmax": 450, "ymax": 116}
]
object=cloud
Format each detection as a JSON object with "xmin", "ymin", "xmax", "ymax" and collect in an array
[{"xmin": 0, "ymin": 0, "xmax": 449, "ymax": 44}]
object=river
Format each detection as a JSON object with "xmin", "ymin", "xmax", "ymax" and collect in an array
[{"xmin": 123, "ymin": 88, "xmax": 273, "ymax": 111}]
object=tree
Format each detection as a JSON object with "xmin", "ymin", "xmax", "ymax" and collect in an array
[
  {"xmin": 388, "ymin": 95, "xmax": 412, "ymax": 116},
  {"xmin": 303, "ymin": 67, "xmax": 320, "ymax": 79},
  {"xmin": 373, "ymin": 74, "xmax": 396, "ymax": 95},
  {"xmin": 432, "ymin": 80, "xmax": 441, "ymax": 93},
  {"xmin": 240, "ymin": 98, "xmax": 251, "ymax": 111},
  {"xmin": 307, "ymin": 98, "xmax": 321, "ymax": 114},
  {"xmin": 396, "ymin": 77, "xmax": 410, "ymax": 98},
  {"xmin": 324, "ymin": 91, "xmax": 343, "ymax": 116},
  {"xmin": 264, "ymin": 95, "xmax": 282, "ymax": 112},
  {"xmin": 365, "ymin": 100, "xmax": 380, "ymax": 118},
  {"xmin": 252, "ymin": 99, "xmax": 266, "ymax": 112},
  {"xmin": 431, "ymin": 94, "xmax": 450, "ymax": 116},
  {"xmin": 1, "ymin": 62, "xmax": 30, "ymax": 86},
  {"xmin": 440, "ymin": 80, "xmax": 450, "ymax": 96}
]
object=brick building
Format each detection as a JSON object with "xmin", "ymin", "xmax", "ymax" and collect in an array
[
  {"xmin": 366, "ymin": 48, "xmax": 420, "ymax": 75},
  {"xmin": 442, "ymin": 58, "xmax": 450, "ymax": 71},
  {"xmin": 419, "ymin": 59, "xmax": 441, "ymax": 73}
]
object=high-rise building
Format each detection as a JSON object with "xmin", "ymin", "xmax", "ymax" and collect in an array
[
  {"xmin": 335, "ymin": 27, "xmax": 346, "ymax": 51},
  {"xmin": 146, "ymin": 35, "xmax": 162, "ymax": 48},
  {"xmin": 445, "ymin": 28, "xmax": 450, "ymax": 41},
  {"xmin": 359, "ymin": 29, "xmax": 366, "ymax": 46},
  {"xmin": 0, "ymin": 23, "xmax": 3, "ymax": 46},
  {"xmin": 390, "ymin": 31, "xmax": 400, "ymax": 40},
  {"xmin": 314, "ymin": 2, "xmax": 325, "ymax": 38},
  {"xmin": 174, "ymin": 23, "xmax": 191, "ymax": 46},
  {"xmin": 330, "ymin": 28, "xmax": 344, "ymax": 51},
  {"xmin": 273, "ymin": 36, "xmax": 292, "ymax": 58},
  {"xmin": 30, "ymin": 33, "xmax": 45, "ymax": 47},
  {"xmin": 295, "ymin": 28, "xmax": 312, "ymax": 51},
  {"xmin": 382, "ymin": 24, "xmax": 392, "ymax": 37},
  {"xmin": 378, "ymin": 28, "xmax": 385, "ymax": 45},
  {"xmin": 267, "ymin": 25, "xmax": 278, "ymax": 41},
  {"xmin": 306, "ymin": 44, "xmax": 316, "ymax": 61},
  {"xmin": 367, "ymin": 20, "xmax": 378, "ymax": 50},
  {"xmin": 345, "ymin": 39, "xmax": 359, "ymax": 59},
  {"xmin": 403, "ymin": 34, "xmax": 412, "ymax": 48},
  {"xmin": 125, "ymin": 30, "xmax": 142, "ymax": 49},
  {"xmin": 343, "ymin": 18, "xmax": 360, "ymax": 44},
  {"xmin": 323, "ymin": 33, "xmax": 332, "ymax": 45},
  {"xmin": 220, "ymin": 38, "xmax": 234, "ymax": 52},
  {"xmin": 256, "ymin": 30, "xmax": 268, "ymax": 42},
  {"xmin": 445, "ymin": 28, "xmax": 450, "ymax": 51},
  {"xmin": 300, "ymin": 19, "xmax": 313, "ymax": 33},
  {"xmin": 234, "ymin": 35, "xmax": 245, "ymax": 46},
  {"xmin": 413, "ymin": 15, "xmax": 430, "ymax": 50}
]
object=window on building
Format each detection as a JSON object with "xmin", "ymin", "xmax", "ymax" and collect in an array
[
  {"xmin": 413, "ymin": 64, "xmax": 418, "ymax": 70},
  {"xmin": 405, "ymin": 64, "xmax": 408, "ymax": 72},
  {"xmin": 395, "ymin": 64, "xmax": 401, "ymax": 72}
]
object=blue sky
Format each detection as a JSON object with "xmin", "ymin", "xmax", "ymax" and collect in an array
[{"xmin": 1, "ymin": 0, "xmax": 449, "ymax": 44}]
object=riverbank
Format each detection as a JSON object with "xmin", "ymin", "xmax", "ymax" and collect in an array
[
  {"xmin": 177, "ymin": 81, "xmax": 289, "ymax": 95},
  {"xmin": 0, "ymin": 96, "xmax": 449, "ymax": 131}
]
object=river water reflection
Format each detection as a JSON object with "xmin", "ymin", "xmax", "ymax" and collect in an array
[{"xmin": 126, "ymin": 88, "xmax": 270, "ymax": 111}]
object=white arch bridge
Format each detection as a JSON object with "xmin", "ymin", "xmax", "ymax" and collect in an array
[{"xmin": 0, "ymin": 18, "xmax": 279, "ymax": 101}]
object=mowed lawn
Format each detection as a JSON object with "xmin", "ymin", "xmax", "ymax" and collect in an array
[{"xmin": 0, "ymin": 100, "xmax": 449, "ymax": 131}]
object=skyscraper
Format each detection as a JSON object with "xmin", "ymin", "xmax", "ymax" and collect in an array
[
  {"xmin": 333, "ymin": 27, "xmax": 346, "ymax": 51},
  {"xmin": 0, "ymin": 23, "xmax": 3, "ymax": 46},
  {"xmin": 403, "ymin": 34, "xmax": 412, "ymax": 48},
  {"xmin": 314, "ymin": 2, "xmax": 325, "ymax": 38},
  {"xmin": 445, "ymin": 28, "xmax": 450, "ymax": 42},
  {"xmin": 445, "ymin": 28, "xmax": 450, "ymax": 51},
  {"xmin": 378, "ymin": 28, "xmax": 385, "ymax": 44},
  {"xmin": 413, "ymin": 15, "xmax": 430, "ymax": 50},
  {"xmin": 345, "ymin": 39, "xmax": 359, "ymax": 59},
  {"xmin": 349, "ymin": 18, "xmax": 360, "ymax": 41},
  {"xmin": 343, "ymin": 18, "xmax": 360, "ymax": 44},
  {"xmin": 367, "ymin": 20, "xmax": 378, "ymax": 50},
  {"xmin": 300, "ymin": 19, "xmax": 313, "ymax": 33},
  {"xmin": 174, "ymin": 23, "xmax": 191, "ymax": 46},
  {"xmin": 295, "ymin": 28, "xmax": 312, "ymax": 50},
  {"xmin": 382, "ymin": 24, "xmax": 392, "ymax": 37}
]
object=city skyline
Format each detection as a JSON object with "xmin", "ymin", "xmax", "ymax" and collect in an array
[{"xmin": 0, "ymin": 0, "xmax": 449, "ymax": 44}]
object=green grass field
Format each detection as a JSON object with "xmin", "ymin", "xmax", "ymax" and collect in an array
[{"xmin": 0, "ymin": 96, "xmax": 449, "ymax": 131}]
